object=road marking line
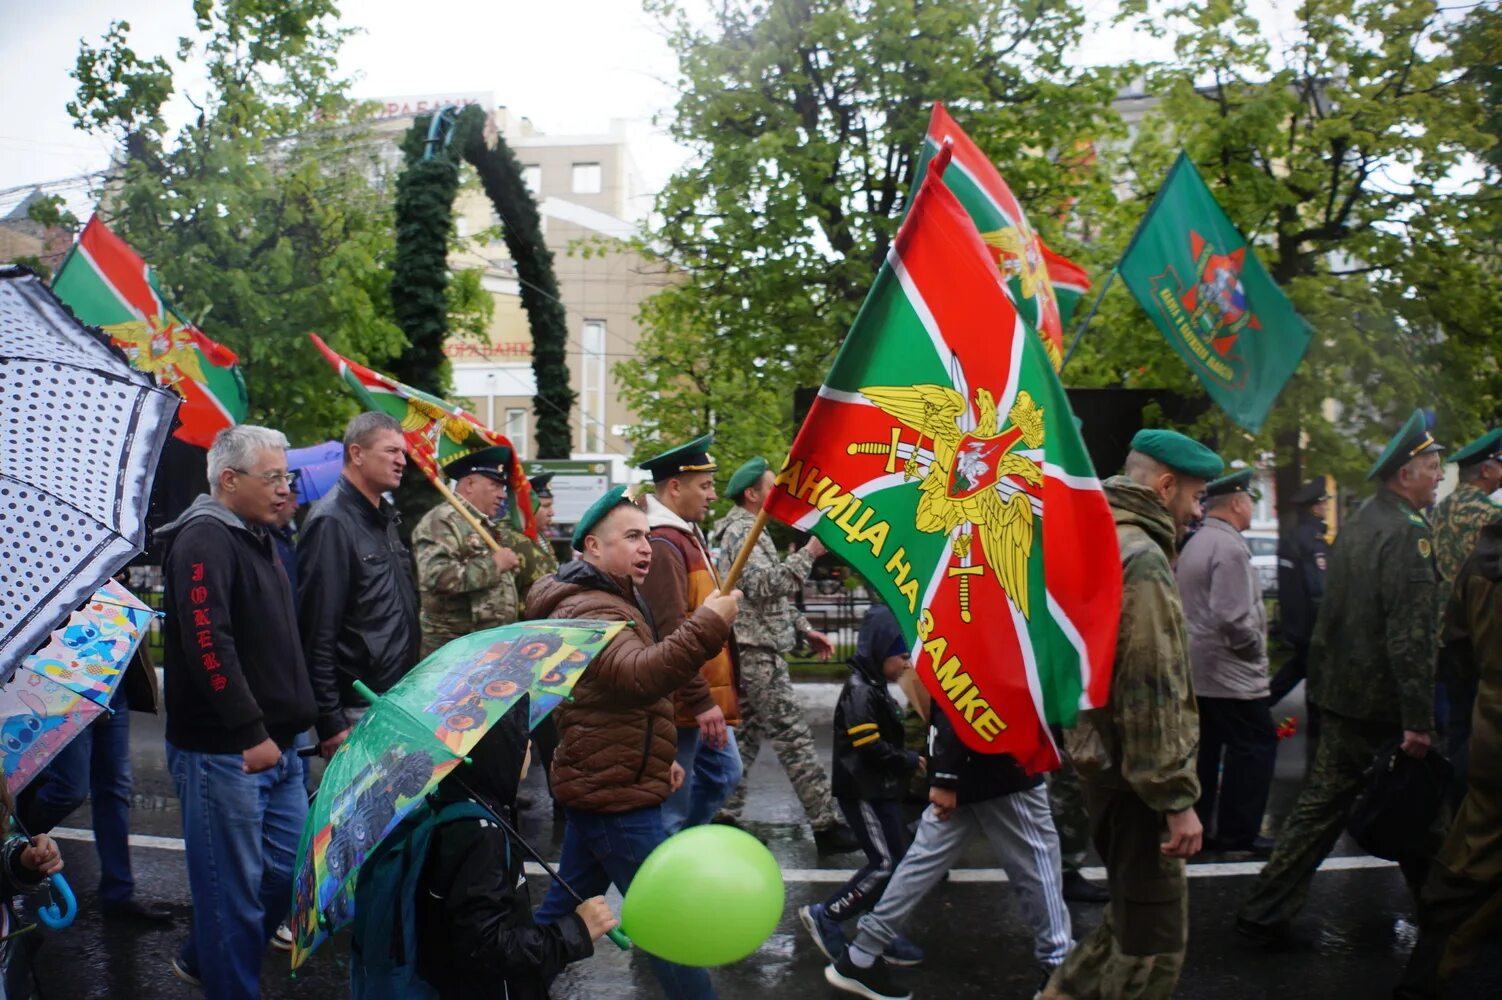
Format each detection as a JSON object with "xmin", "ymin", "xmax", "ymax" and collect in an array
[{"xmin": 50, "ymin": 827, "xmax": 1398, "ymax": 881}]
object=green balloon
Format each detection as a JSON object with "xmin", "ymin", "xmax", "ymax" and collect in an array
[{"xmin": 620, "ymin": 825, "xmax": 785, "ymax": 967}]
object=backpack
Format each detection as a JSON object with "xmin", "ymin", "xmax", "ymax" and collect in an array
[{"xmin": 350, "ymin": 797, "xmax": 502, "ymax": 999}]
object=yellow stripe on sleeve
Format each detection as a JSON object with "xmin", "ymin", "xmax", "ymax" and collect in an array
[
  {"xmin": 851, "ymin": 733, "xmax": 881, "ymax": 748},
  {"xmin": 847, "ymin": 723, "xmax": 878, "ymax": 735}
]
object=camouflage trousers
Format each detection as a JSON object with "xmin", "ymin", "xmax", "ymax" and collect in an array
[
  {"xmin": 719, "ymin": 646, "xmax": 839, "ymax": 831},
  {"xmin": 1043, "ymin": 784, "xmax": 1187, "ymax": 1000},
  {"xmin": 1048, "ymin": 753, "xmax": 1092, "ymax": 875},
  {"xmin": 1237, "ymin": 711, "xmax": 1434, "ymax": 931}
]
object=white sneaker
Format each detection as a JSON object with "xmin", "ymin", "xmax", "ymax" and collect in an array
[{"xmin": 271, "ymin": 922, "xmax": 294, "ymax": 952}]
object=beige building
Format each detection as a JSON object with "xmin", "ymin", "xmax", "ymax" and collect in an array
[{"xmin": 367, "ymin": 94, "xmax": 666, "ymax": 480}]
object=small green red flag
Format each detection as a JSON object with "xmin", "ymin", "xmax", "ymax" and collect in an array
[
  {"xmin": 50, "ymin": 216, "xmax": 248, "ymax": 449},
  {"xmin": 1118, "ymin": 152, "xmax": 1312, "ymax": 432},
  {"xmin": 310, "ymin": 334, "xmax": 536, "ymax": 538},
  {"xmin": 765, "ymin": 143, "xmax": 1120, "ymax": 773},
  {"xmin": 912, "ymin": 104, "xmax": 1090, "ymax": 369}
]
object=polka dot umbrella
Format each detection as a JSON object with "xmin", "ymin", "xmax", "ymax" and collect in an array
[{"xmin": 0, "ymin": 267, "xmax": 178, "ymax": 680}]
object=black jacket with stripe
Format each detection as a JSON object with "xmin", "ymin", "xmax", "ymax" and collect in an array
[
  {"xmin": 831, "ymin": 655, "xmax": 920, "ymax": 801},
  {"xmin": 927, "ymin": 706, "xmax": 1040, "ymax": 806}
]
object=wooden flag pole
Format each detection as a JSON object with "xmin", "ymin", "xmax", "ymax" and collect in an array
[
  {"xmin": 428, "ymin": 473, "xmax": 502, "ymax": 553},
  {"xmin": 719, "ymin": 507, "xmax": 771, "ymax": 592}
]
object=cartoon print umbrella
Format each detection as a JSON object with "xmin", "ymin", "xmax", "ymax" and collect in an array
[
  {"xmin": 289, "ymin": 619, "xmax": 624, "ymax": 968},
  {"xmin": 0, "ymin": 267, "xmax": 177, "ymax": 678},
  {"xmin": 0, "ymin": 577, "xmax": 154, "ymax": 930}
]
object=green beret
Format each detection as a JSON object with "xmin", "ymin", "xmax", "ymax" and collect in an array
[
  {"xmin": 1129, "ymin": 429, "xmax": 1224, "ymax": 480},
  {"xmin": 570, "ymin": 485, "xmax": 637, "ymax": 550},
  {"xmin": 726, "ymin": 457, "xmax": 770, "ymax": 499},
  {"xmin": 1366, "ymin": 409, "xmax": 1444, "ymax": 481},
  {"xmin": 1206, "ymin": 467, "xmax": 1260, "ymax": 500},
  {"xmin": 639, "ymin": 432, "xmax": 716, "ymax": 483},
  {"xmin": 1449, "ymin": 428, "xmax": 1502, "ymax": 468}
]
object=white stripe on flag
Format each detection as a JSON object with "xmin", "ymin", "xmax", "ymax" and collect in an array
[
  {"xmin": 1008, "ymin": 591, "xmax": 1059, "ymax": 763},
  {"xmin": 815, "ymin": 386, "xmax": 873, "ymax": 407},
  {"xmin": 1043, "ymin": 463, "xmax": 1102, "ymax": 492},
  {"xmin": 74, "ymin": 243, "xmax": 148, "ymax": 322},
  {"xmin": 886, "ymin": 245, "xmax": 956, "ymax": 377},
  {"xmin": 1045, "ymin": 591, "xmax": 1095, "ymax": 713}
]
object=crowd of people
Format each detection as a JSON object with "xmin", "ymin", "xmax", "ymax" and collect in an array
[{"xmin": 14, "ymin": 405, "xmax": 1498, "ymax": 1000}]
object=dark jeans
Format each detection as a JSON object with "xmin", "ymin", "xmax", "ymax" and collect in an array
[
  {"xmin": 825, "ymin": 797, "xmax": 909, "ymax": 920},
  {"xmin": 20, "ymin": 687, "xmax": 135, "ymax": 904},
  {"xmin": 167, "ymin": 743, "xmax": 306, "ymax": 1000},
  {"xmin": 536, "ymin": 806, "xmax": 716, "ymax": 999},
  {"xmin": 1195, "ymin": 695, "xmax": 1277, "ymax": 848}
]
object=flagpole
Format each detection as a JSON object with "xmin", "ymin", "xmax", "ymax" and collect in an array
[
  {"xmin": 428, "ymin": 473, "xmax": 503, "ymax": 553},
  {"xmin": 1059, "ymin": 267, "xmax": 1118, "ymax": 372}
]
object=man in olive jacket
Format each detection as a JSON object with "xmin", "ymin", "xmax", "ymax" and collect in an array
[
  {"xmin": 1045, "ymin": 428, "xmax": 1221, "ymax": 1000},
  {"xmin": 1238, "ymin": 409, "xmax": 1445, "ymax": 943}
]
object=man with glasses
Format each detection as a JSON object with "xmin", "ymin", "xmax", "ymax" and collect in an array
[
  {"xmin": 1177, "ymin": 468, "xmax": 1277, "ymax": 857},
  {"xmin": 297, "ymin": 412, "xmax": 420, "ymax": 759},
  {"xmin": 157, "ymin": 425, "xmax": 316, "ymax": 997}
]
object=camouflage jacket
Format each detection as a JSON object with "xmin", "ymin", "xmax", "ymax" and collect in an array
[
  {"xmin": 709, "ymin": 504, "xmax": 814, "ymax": 653},
  {"xmin": 498, "ymin": 524, "xmax": 560, "ymax": 606},
  {"xmin": 412, "ymin": 499, "xmax": 518, "ymax": 655},
  {"xmin": 1431, "ymin": 482, "xmax": 1502, "ymax": 596},
  {"xmin": 1307, "ymin": 489, "xmax": 1439, "ymax": 731},
  {"xmin": 1065, "ymin": 477, "xmax": 1200, "ymax": 814}
]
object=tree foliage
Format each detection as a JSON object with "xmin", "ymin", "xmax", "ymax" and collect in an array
[
  {"xmin": 1064, "ymin": 0, "xmax": 1502, "ymax": 501},
  {"xmin": 627, "ymin": 0, "xmax": 1120, "ymax": 466},
  {"xmin": 67, "ymin": 1, "xmax": 408, "ymax": 443}
]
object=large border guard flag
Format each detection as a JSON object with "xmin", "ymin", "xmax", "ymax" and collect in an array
[{"xmin": 764, "ymin": 144, "xmax": 1120, "ymax": 774}]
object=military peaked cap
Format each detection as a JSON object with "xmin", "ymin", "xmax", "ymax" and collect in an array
[
  {"xmin": 1206, "ymin": 467, "xmax": 1260, "ymax": 500},
  {"xmin": 639, "ymin": 433, "xmax": 717, "ymax": 483},
  {"xmin": 1289, "ymin": 479, "xmax": 1330, "ymax": 506},
  {"xmin": 726, "ymin": 457, "xmax": 770, "ymax": 499},
  {"xmin": 1449, "ymin": 428, "xmax": 1502, "ymax": 468},
  {"xmin": 1128, "ymin": 429, "xmax": 1224, "ymax": 480},
  {"xmin": 443, "ymin": 444, "xmax": 511, "ymax": 483},
  {"xmin": 529, "ymin": 472, "xmax": 556, "ymax": 497},
  {"xmin": 1366, "ymin": 409, "xmax": 1444, "ymax": 481}
]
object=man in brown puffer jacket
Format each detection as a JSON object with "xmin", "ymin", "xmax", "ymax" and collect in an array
[{"xmin": 526, "ymin": 485, "xmax": 740, "ymax": 1000}]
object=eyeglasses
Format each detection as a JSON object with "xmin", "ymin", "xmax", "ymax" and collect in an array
[{"xmin": 232, "ymin": 468, "xmax": 301, "ymax": 488}]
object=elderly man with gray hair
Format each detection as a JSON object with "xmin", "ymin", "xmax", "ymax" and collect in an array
[
  {"xmin": 157, "ymin": 424, "xmax": 317, "ymax": 997},
  {"xmin": 1176, "ymin": 468, "xmax": 1277, "ymax": 858},
  {"xmin": 297, "ymin": 411, "xmax": 421, "ymax": 758}
]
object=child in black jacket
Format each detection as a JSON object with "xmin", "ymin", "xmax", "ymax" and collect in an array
[{"xmin": 799, "ymin": 604, "xmax": 925, "ymax": 967}]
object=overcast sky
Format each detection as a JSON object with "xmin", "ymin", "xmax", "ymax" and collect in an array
[{"xmin": 1, "ymin": 0, "xmax": 1303, "ymax": 215}]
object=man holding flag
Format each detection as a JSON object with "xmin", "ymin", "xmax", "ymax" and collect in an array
[{"xmin": 1043, "ymin": 429, "xmax": 1220, "ymax": 1000}]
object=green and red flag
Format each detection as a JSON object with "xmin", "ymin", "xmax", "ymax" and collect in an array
[
  {"xmin": 51, "ymin": 215, "xmax": 248, "ymax": 449},
  {"xmin": 310, "ymin": 334, "xmax": 536, "ymax": 538},
  {"xmin": 912, "ymin": 103, "xmax": 1089, "ymax": 369},
  {"xmin": 765, "ymin": 146, "xmax": 1120, "ymax": 773},
  {"xmin": 1041, "ymin": 238, "xmax": 1090, "ymax": 331},
  {"xmin": 1118, "ymin": 152, "xmax": 1312, "ymax": 432}
]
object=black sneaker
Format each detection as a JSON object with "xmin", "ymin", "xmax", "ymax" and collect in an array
[
  {"xmin": 824, "ymin": 951, "xmax": 911, "ymax": 1000},
  {"xmin": 1061, "ymin": 870, "xmax": 1110, "ymax": 904},
  {"xmin": 815, "ymin": 823, "xmax": 862, "ymax": 854}
]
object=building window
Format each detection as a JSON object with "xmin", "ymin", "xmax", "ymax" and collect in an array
[
  {"xmin": 455, "ymin": 214, "xmax": 469, "ymax": 238},
  {"xmin": 521, "ymin": 164, "xmax": 541, "ymax": 195},
  {"xmin": 505, "ymin": 408, "xmax": 529, "ymax": 460},
  {"xmin": 580, "ymin": 320, "xmax": 607, "ymax": 453},
  {"xmin": 571, "ymin": 162, "xmax": 602, "ymax": 194}
]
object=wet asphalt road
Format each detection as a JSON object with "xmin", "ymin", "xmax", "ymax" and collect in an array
[{"xmin": 31, "ymin": 684, "xmax": 1502, "ymax": 999}]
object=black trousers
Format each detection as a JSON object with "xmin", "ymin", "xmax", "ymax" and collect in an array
[
  {"xmin": 825, "ymin": 797, "xmax": 910, "ymax": 920},
  {"xmin": 1195, "ymin": 695, "xmax": 1278, "ymax": 847}
]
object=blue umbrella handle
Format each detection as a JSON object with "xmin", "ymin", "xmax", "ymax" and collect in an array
[{"xmin": 36, "ymin": 873, "xmax": 76, "ymax": 929}]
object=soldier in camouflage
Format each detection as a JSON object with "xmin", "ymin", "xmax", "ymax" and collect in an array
[
  {"xmin": 412, "ymin": 447, "xmax": 522, "ymax": 659},
  {"xmin": 711, "ymin": 457, "xmax": 860, "ymax": 854},
  {"xmin": 499, "ymin": 472, "xmax": 562, "ymax": 606},
  {"xmin": 1237, "ymin": 409, "xmax": 1445, "ymax": 945},
  {"xmin": 1048, "ymin": 747, "xmax": 1111, "ymax": 903},
  {"xmin": 1044, "ymin": 428, "xmax": 1221, "ymax": 1000}
]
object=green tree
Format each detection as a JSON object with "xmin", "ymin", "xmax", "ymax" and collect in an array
[
  {"xmin": 1067, "ymin": 0, "xmax": 1502, "ymax": 507},
  {"xmin": 67, "ymin": 2, "xmax": 408, "ymax": 442},
  {"xmin": 627, "ymin": 0, "xmax": 1120, "ymax": 467}
]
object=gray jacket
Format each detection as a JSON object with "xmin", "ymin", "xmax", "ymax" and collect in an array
[{"xmin": 1177, "ymin": 516, "xmax": 1269, "ymax": 699}]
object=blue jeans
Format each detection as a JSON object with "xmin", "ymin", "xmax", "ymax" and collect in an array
[
  {"xmin": 661, "ymin": 727, "xmax": 742, "ymax": 835},
  {"xmin": 536, "ymin": 807, "xmax": 716, "ymax": 999},
  {"xmin": 26, "ymin": 688, "xmax": 135, "ymax": 904},
  {"xmin": 167, "ymin": 743, "xmax": 306, "ymax": 1000}
]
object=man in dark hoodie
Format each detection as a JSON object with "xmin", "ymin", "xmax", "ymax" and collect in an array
[
  {"xmin": 157, "ymin": 425, "xmax": 317, "ymax": 999},
  {"xmin": 410, "ymin": 697, "xmax": 616, "ymax": 998},
  {"xmin": 1043, "ymin": 428, "xmax": 1221, "ymax": 1000},
  {"xmin": 525, "ymin": 485, "xmax": 740, "ymax": 1000}
]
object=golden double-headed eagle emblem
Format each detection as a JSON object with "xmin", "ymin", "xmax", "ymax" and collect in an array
[
  {"xmin": 847, "ymin": 385, "xmax": 1045, "ymax": 622},
  {"xmin": 103, "ymin": 318, "xmax": 207, "ymax": 387}
]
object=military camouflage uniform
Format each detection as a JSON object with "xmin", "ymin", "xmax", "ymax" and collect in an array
[
  {"xmin": 498, "ymin": 523, "xmax": 560, "ymax": 605},
  {"xmin": 412, "ymin": 499, "xmax": 519, "ymax": 658},
  {"xmin": 1046, "ymin": 477, "xmax": 1200, "ymax": 1000},
  {"xmin": 1431, "ymin": 482, "xmax": 1502, "ymax": 598},
  {"xmin": 1237, "ymin": 488, "xmax": 1441, "ymax": 933},
  {"xmin": 710, "ymin": 504, "xmax": 839, "ymax": 831}
]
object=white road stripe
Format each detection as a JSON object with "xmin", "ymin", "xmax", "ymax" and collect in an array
[{"xmin": 49, "ymin": 826, "xmax": 1398, "ymax": 881}]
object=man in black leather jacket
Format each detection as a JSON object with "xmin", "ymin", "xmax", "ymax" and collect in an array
[{"xmin": 297, "ymin": 411, "xmax": 420, "ymax": 757}]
